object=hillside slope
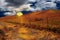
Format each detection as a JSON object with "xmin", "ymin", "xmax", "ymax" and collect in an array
[
  {"xmin": 0, "ymin": 10, "xmax": 60, "ymax": 40},
  {"xmin": 0, "ymin": 10, "xmax": 60, "ymax": 29}
]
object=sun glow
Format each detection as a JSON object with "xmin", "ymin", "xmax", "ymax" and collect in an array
[{"xmin": 16, "ymin": 12, "xmax": 23, "ymax": 16}]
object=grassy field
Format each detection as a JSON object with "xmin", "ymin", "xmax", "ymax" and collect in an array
[{"xmin": 0, "ymin": 10, "xmax": 60, "ymax": 40}]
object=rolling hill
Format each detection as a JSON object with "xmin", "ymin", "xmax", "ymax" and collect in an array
[{"xmin": 0, "ymin": 10, "xmax": 60, "ymax": 40}]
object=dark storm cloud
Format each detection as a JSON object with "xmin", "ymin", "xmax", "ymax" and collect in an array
[{"xmin": 5, "ymin": 0, "xmax": 27, "ymax": 7}]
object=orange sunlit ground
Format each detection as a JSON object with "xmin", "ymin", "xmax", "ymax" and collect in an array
[{"xmin": 0, "ymin": 10, "xmax": 60, "ymax": 40}]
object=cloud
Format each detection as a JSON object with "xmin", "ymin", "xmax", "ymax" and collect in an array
[
  {"xmin": 0, "ymin": 0, "xmax": 59, "ymax": 16},
  {"xmin": 27, "ymin": 0, "xmax": 56, "ymax": 11},
  {"xmin": 5, "ymin": 0, "xmax": 27, "ymax": 7},
  {"xmin": 4, "ymin": 12, "xmax": 15, "ymax": 16},
  {"xmin": 56, "ymin": 0, "xmax": 60, "ymax": 1},
  {"xmin": 0, "ymin": 0, "xmax": 57, "ymax": 11},
  {"xmin": 28, "ymin": 0, "xmax": 36, "ymax": 2},
  {"xmin": 0, "ymin": 0, "xmax": 8, "ymax": 7}
]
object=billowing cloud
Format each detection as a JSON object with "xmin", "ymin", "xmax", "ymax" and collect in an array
[
  {"xmin": 0, "ymin": 0, "xmax": 57, "ymax": 11},
  {"xmin": 0, "ymin": 0, "xmax": 60, "ymax": 16},
  {"xmin": 35, "ymin": 2, "xmax": 56, "ymax": 10},
  {"xmin": 5, "ymin": 0, "xmax": 27, "ymax": 7},
  {"xmin": 26, "ymin": 0, "xmax": 56, "ymax": 11}
]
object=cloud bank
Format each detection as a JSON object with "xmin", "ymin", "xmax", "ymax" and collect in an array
[{"xmin": 0, "ymin": 0, "xmax": 60, "ymax": 16}]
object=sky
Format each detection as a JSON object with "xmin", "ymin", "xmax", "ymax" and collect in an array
[{"xmin": 0, "ymin": 0, "xmax": 60, "ymax": 17}]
